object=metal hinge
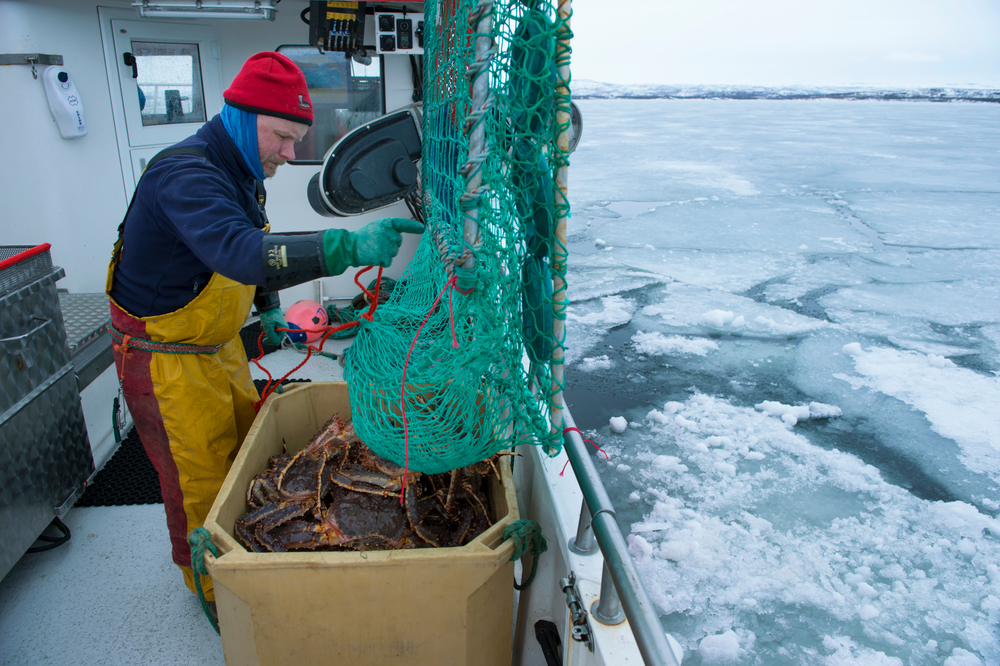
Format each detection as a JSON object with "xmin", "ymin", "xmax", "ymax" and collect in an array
[{"xmin": 560, "ymin": 572, "xmax": 594, "ymax": 652}]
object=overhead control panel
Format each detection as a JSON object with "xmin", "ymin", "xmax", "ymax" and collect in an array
[
  {"xmin": 307, "ymin": 1, "xmax": 368, "ymax": 54},
  {"xmin": 375, "ymin": 12, "xmax": 424, "ymax": 55}
]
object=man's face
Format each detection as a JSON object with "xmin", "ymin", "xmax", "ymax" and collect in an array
[{"xmin": 256, "ymin": 115, "xmax": 309, "ymax": 178}]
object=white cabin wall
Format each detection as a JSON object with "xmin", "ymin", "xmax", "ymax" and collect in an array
[
  {"xmin": 1, "ymin": 0, "xmax": 422, "ymax": 304},
  {"xmin": 0, "ymin": 0, "xmax": 136, "ymax": 294}
]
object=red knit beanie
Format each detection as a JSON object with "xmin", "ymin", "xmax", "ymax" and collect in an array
[{"xmin": 223, "ymin": 52, "xmax": 313, "ymax": 126}]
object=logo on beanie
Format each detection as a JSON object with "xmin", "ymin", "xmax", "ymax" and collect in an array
[{"xmin": 298, "ymin": 95, "xmax": 311, "ymax": 109}]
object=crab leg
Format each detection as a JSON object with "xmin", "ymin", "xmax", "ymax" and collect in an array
[
  {"xmin": 444, "ymin": 469, "xmax": 460, "ymax": 513},
  {"xmin": 405, "ymin": 479, "xmax": 441, "ymax": 547},
  {"xmin": 452, "ymin": 510, "xmax": 476, "ymax": 547},
  {"xmin": 255, "ymin": 526, "xmax": 289, "ymax": 552},
  {"xmin": 242, "ymin": 499, "xmax": 315, "ymax": 532},
  {"xmin": 461, "ymin": 482, "xmax": 492, "ymax": 525},
  {"xmin": 315, "ymin": 457, "xmax": 327, "ymax": 520},
  {"xmin": 235, "ymin": 519, "xmax": 268, "ymax": 552},
  {"xmin": 330, "ymin": 470, "xmax": 402, "ymax": 496}
]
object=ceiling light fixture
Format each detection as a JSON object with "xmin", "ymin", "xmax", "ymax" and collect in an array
[{"xmin": 132, "ymin": 0, "xmax": 277, "ymax": 21}]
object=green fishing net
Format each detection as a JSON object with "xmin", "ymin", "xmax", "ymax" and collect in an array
[{"xmin": 344, "ymin": 0, "xmax": 572, "ymax": 474}]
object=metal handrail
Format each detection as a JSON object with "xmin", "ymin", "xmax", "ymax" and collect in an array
[{"xmin": 562, "ymin": 406, "xmax": 682, "ymax": 666}]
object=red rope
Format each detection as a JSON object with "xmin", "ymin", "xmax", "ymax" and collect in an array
[
  {"xmin": 354, "ymin": 265, "xmax": 375, "ymax": 296},
  {"xmin": 249, "ymin": 265, "xmax": 385, "ymax": 412},
  {"xmin": 249, "ymin": 318, "xmax": 367, "ymax": 412},
  {"xmin": 250, "ymin": 330, "xmax": 312, "ymax": 411},
  {"xmin": 303, "ymin": 318, "xmax": 361, "ymax": 353},
  {"xmin": 366, "ymin": 267, "xmax": 383, "ymax": 321},
  {"xmin": 448, "ymin": 281, "xmax": 459, "ymax": 348},
  {"xmin": 398, "ymin": 275, "xmax": 460, "ymax": 502},
  {"xmin": 559, "ymin": 427, "xmax": 610, "ymax": 476}
]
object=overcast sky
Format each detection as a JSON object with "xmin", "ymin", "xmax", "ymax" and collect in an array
[{"xmin": 569, "ymin": 0, "xmax": 1000, "ymax": 87}]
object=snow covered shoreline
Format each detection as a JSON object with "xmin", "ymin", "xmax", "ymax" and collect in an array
[{"xmin": 573, "ymin": 79, "xmax": 1000, "ymax": 103}]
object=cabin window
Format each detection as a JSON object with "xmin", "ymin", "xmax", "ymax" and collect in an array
[
  {"xmin": 277, "ymin": 46, "xmax": 386, "ymax": 163},
  {"xmin": 131, "ymin": 42, "xmax": 207, "ymax": 127}
]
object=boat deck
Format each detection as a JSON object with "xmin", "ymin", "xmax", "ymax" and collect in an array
[
  {"xmin": 0, "ymin": 343, "xmax": 352, "ymax": 666},
  {"xmin": 0, "ymin": 505, "xmax": 225, "ymax": 665}
]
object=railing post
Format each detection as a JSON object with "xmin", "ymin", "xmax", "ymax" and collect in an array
[
  {"xmin": 591, "ymin": 561, "xmax": 625, "ymax": 625},
  {"xmin": 569, "ymin": 498, "xmax": 596, "ymax": 554}
]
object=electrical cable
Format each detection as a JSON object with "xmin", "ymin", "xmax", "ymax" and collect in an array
[
  {"xmin": 409, "ymin": 54, "xmax": 423, "ymax": 102},
  {"xmin": 26, "ymin": 517, "xmax": 71, "ymax": 553}
]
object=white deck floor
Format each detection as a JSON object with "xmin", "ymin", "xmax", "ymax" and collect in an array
[{"xmin": 0, "ymin": 505, "xmax": 225, "ymax": 666}]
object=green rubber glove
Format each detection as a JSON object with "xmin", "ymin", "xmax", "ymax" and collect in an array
[
  {"xmin": 259, "ymin": 307, "xmax": 289, "ymax": 347},
  {"xmin": 321, "ymin": 218, "xmax": 424, "ymax": 274}
]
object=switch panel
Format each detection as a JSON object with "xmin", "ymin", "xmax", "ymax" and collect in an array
[{"xmin": 375, "ymin": 12, "xmax": 423, "ymax": 54}]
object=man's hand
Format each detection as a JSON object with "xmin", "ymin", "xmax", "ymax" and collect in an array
[
  {"xmin": 259, "ymin": 307, "xmax": 289, "ymax": 347},
  {"xmin": 350, "ymin": 217, "xmax": 424, "ymax": 267},
  {"xmin": 319, "ymin": 218, "xmax": 424, "ymax": 275}
]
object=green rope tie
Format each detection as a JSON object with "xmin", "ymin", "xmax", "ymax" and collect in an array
[
  {"xmin": 188, "ymin": 527, "xmax": 220, "ymax": 635},
  {"xmin": 291, "ymin": 342, "xmax": 339, "ymax": 359},
  {"xmin": 502, "ymin": 520, "xmax": 547, "ymax": 590},
  {"xmin": 325, "ymin": 304, "xmax": 361, "ymax": 339}
]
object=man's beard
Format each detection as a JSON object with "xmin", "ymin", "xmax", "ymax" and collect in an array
[{"xmin": 262, "ymin": 158, "xmax": 286, "ymax": 178}]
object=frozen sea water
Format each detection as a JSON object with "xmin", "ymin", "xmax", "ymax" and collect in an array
[{"xmin": 564, "ymin": 99, "xmax": 1000, "ymax": 665}]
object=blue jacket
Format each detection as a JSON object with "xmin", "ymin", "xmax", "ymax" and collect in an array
[{"xmin": 110, "ymin": 115, "xmax": 267, "ymax": 317}]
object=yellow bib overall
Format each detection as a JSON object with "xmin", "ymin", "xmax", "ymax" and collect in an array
[{"xmin": 107, "ymin": 256, "xmax": 259, "ymax": 601}]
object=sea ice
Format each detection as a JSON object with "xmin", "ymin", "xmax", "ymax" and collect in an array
[
  {"xmin": 754, "ymin": 400, "xmax": 843, "ymax": 426},
  {"xmin": 613, "ymin": 393, "xmax": 999, "ymax": 665},
  {"xmin": 699, "ymin": 630, "xmax": 741, "ymax": 664},
  {"xmin": 569, "ymin": 98, "xmax": 1000, "ymax": 664},
  {"xmin": 839, "ymin": 345, "xmax": 1000, "ymax": 481},
  {"xmin": 577, "ymin": 355, "xmax": 612, "ymax": 372},
  {"xmin": 563, "ymin": 295, "xmax": 637, "ymax": 363},
  {"xmin": 702, "ymin": 309, "xmax": 735, "ymax": 328},
  {"xmin": 632, "ymin": 331, "xmax": 719, "ymax": 356},
  {"xmin": 944, "ymin": 648, "xmax": 985, "ymax": 666},
  {"xmin": 639, "ymin": 283, "xmax": 826, "ymax": 336},
  {"xmin": 609, "ymin": 416, "xmax": 628, "ymax": 433}
]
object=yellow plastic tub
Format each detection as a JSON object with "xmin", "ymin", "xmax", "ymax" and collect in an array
[{"xmin": 203, "ymin": 382, "xmax": 518, "ymax": 666}]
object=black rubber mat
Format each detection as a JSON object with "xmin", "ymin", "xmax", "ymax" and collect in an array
[
  {"xmin": 75, "ymin": 427, "xmax": 162, "ymax": 506},
  {"xmin": 75, "ymin": 378, "xmax": 311, "ymax": 507},
  {"xmin": 252, "ymin": 378, "xmax": 311, "ymax": 399},
  {"xmin": 240, "ymin": 319, "xmax": 280, "ymax": 358}
]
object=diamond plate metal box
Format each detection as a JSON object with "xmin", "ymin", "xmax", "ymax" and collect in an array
[
  {"xmin": 0, "ymin": 254, "xmax": 94, "ymax": 581},
  {"xmin": 1, "ymin": 269, "xmax": 72, "ymax": 414}
]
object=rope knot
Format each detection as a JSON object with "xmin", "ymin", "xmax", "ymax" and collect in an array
[
  {"xmin": 188, "ymin": 526, "xmax": 218, "ymax": 575},
  {"xmin": 113, "ymin": 333, "xmax": 134, "ymax": 381},
  {"xmin": 117, "ymin": 333, "xmax": 133, "ymax": 356},
  {"xmin": 188, "ymin": 527, "xmax": 220, "ymax": 634},
  {"xmin": 502, "ymin": 520, "xmax": 547, "ymax": 590}
]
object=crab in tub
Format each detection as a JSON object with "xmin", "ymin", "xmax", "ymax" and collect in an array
[{"xmin": 235, "ymin": 415, "xmax": 503, "ymax": 552}]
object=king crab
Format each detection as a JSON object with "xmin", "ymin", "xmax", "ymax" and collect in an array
[
  {"xmin": 236, "ymin": 415, "xmax": 351, "ymax": 550},
  {"xmin": 235, "ymin": 414, "xmax": 506, "ymax": 553}
]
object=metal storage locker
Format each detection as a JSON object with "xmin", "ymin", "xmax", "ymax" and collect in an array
[{"xmin": 1, "ymin": 245, "xmax": 94, "ymax": 580}]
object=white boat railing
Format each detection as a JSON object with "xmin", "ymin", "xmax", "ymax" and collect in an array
[{"xmin": 560, "ymin": 405, "xmax": 682, "ymax": 666}]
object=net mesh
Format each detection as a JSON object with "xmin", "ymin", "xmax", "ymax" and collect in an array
[{"xmin": 344, "ymin": 0, "xmax": 571, "ymax": 474}]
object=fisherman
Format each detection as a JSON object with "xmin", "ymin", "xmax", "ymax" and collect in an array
[{"xmin": 105, "ymin": 52, "xmax": 423, "ymax": 604}]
